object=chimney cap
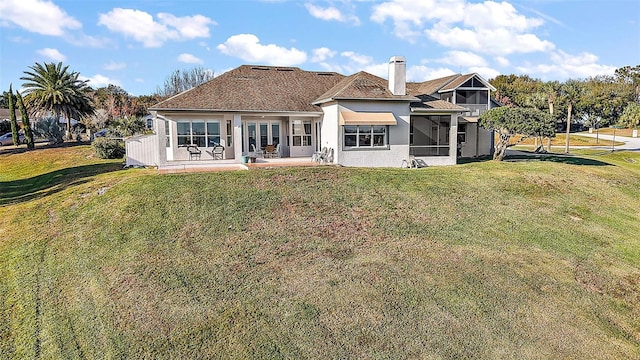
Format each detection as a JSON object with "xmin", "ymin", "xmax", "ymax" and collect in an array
[{"xmin": 389, "ymin": 56, "xmax": 406, "ymax": 63}]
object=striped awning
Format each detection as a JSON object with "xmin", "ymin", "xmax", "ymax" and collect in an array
[{"xmin": 339, "ymin": 111, "xmax": 397, "ymax": 125}]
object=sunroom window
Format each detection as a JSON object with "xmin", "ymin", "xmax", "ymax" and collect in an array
[{"xmin": 177, "ymin": 120, "xmax": 221, "ymax": 147}]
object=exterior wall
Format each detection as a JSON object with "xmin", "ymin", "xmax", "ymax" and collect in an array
[
  {"xmin": 322, "ymin": 100, "xmax": 411, "ymax": 167},
  {"xmin": 477, "ymin": 127, "xmax": 493, "ymax": 156},
  {"xmin": 125, "ymin": 134, "xmax": 159, "ymax": 167}
]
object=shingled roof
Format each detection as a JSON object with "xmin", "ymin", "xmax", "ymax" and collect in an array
[
  {"xmin": 410, "ymin": 95, "xmax": 467, "ymax": 111},
  {"xmin": 407, "ymin": 74, "xmax": 460, "ymax": 97},
  {"xmin": 151, "ymin": 65, "xmax": 345, "ymax": 112},
  {"xmin": 313, "ymin": 71, "xmax": 417, "ymax": 104}
]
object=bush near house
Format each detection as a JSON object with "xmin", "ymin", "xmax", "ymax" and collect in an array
[{"xmin": 92, "ymin": 137, "xmax": 124, "ymax": 159}]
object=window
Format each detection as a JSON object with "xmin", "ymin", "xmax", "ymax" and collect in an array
[
  {"xmin": 226, "ymin": 120, "xmax": 232, "ymax": 147},
  {"xmin": 207, "ymin": 122, "xmax": 221, "ymax": 147},
  {"xmin": 292, "ymin": 119, "xmax": 311, "ymax": 146},
  {"xmin": 343, "ymin": 125, "xmax": 387, "ymax": 148},
  {"xmin": 176, "ymin": 120, "xmax": 220, "ymax": 147},
  {"xmin": 456, "ymin": 90, "xmax": 488, "ymax": 105},
  {"xmin": 165, "ymin": 121, "xmax": 170, "ymax": 148},
  {"xmin": 457, "ymin": 123, "xmax": 467, "ymax": 144}
]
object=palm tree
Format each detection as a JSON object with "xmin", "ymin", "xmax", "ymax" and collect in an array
[
  {"xmin": 560, "ymin": 79, "xmax": 583, "ymax": 154},
  {"xmin": 20, "ymin": 62, "xmax": 95, "ymax": 139}
]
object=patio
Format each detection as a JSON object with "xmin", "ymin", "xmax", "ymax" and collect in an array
[{"xmin": 158, "ymin": 157, "xmax": 321, "ymax": 174}]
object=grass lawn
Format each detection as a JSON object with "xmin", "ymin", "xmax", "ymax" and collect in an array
[
  {"xmin": 511, "ymin": 133, "xmax": 624, "ymax": 147},
  {"xmin": 590, "ymin": 128, "xmax": 636, "ymax": 137},
  {"xmin": 1, "ymin": 146, "xmax": 639, "ymax": 359}
]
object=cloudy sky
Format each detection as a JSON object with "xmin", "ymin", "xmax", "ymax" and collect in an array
[{"xmin": 0, "ymin": 0, "xmax": 638, "ymax": 96}]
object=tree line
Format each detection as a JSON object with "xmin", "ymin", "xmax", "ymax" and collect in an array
[
  {"xmin": 1, "ymin": 63, "xmax": 213, "ymax": 147},
  {"xmin": 480, "ymin": 65, "xmax": 640, "ymax": 160}
]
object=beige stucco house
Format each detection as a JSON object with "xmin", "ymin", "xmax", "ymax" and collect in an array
[{"xmin": 126, "ymin": 56, "xmax": 496, "ymax": 168}]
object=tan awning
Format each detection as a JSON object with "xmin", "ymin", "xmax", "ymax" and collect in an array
[
  {"xmin": 339, "ymin": 111, "xmax": 397, "ymax": 125},
  {"xmin": 462, "ymin": 116, "xmax": 479, "ymax": 123}
]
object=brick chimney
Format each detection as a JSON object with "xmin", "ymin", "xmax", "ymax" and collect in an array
[{"xmin": 388, "ymin": 56, "xmax": 406, "ymax": 96}]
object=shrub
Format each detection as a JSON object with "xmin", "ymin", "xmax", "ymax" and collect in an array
[
  {"xmin": 34, "ymin": 116, "xmax": 64, "ymax": 144},
  {"xmin": 92, "ymin": 137, "xmax": 125, "ymax": 159}
]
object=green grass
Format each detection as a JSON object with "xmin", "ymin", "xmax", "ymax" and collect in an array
[{"xmin": 1, "ymin": 146, "xmax": 639, "ymax": 359}]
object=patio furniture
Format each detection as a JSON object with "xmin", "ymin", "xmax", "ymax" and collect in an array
[
  {"xmin": 187, "ymin": 145, "xmax": 201, "ymax": 160},
  {"xmin": 211, "ymin": 145, "xmax": 224, "ymax": 160},
  {"xmin": 265, "ymin": 144, "xmax": 280, "ymax": 158},
  {"xmin": 401, "ymin": 155, "xmax": 418, "ymax": 168},
  {"xmin": 251, "ymin": 144, "xmax": 263, "ymax": 158},
  {"xmin": 313, "ymin": 147, "xmax": 327, "ymax": 163}
]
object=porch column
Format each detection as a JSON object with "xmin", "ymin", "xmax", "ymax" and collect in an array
[
  {"xmin": 155, "ymin": 117, "xmax": 167, "ymax": 166},
  {"xmin": 233, "ymin": 114, "xmax": 242, "ymax": 162},
  {"xmin": 450, "ymin": 115, "xmax": 458, "ymax": 164}
]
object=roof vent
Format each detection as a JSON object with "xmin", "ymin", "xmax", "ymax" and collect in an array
[
  {"xmin": 317, "ymin": 72, "xmax": 334, "ymax": 76},
  {"xmin": 251, "ymin": 67, "xmax": 270, "ymax": 71},
  {"xmin": 276, "ymin": 68, "xmax": 295, "ymax": 72}
]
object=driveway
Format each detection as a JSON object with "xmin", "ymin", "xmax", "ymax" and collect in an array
[{"xmin": 576, "ymin": 132, "xmax": 640, "ymax": 151}]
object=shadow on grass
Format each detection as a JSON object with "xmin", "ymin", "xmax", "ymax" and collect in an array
[
  {"xmin": 458, "ymin": 151, "xmax": 611, "ymax": 166},
  {"xmin": 0, "ymin": 163, "xmax": 123, "ymax": 205}
]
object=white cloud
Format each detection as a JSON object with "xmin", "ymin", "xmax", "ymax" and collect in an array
[
  {"xmin": 311, "ymin": 47, "xmax": 336, "ymax": 62},
  {"xmin": 516, "ymin": 50, "xmax": 617, "ymax": 79},
  {"xmin": 37, "ymin": 48, "xmax": 66, "ymax": 62},
  {"xmin": 304, "ymin": 3, "xmax": 360, "ymax": 25},
  {"xmin": 177, "ymin": 53, "xmax": 204, "ymax": 64},
  {"xmin": 468, "ymin": 66, "xmax": 501, "ymax": 80},
  {"xmin": 439, "ymin": 51, "xmax": 488, "ymax": 67},
  {"xmin": 0, "ymin": 0, "xmax": 81, "ymax": 36},
  {"xmin": 371, "ymin": 0, "xmax": 554, "ymax": 56},
  {"xmin": 98, "ymin": 8, "xmax": 215, "ymax": 47},
  {"xmin": 104, "ymin": 61, "xmax": 126, "ymax": 71},
  {"xmin": 217, "ymin": 34, "xmax": 307, "ymax": 66},
  {"xmin": 341, "ymin": 51, "xmax": 373, "ymax": 66},
  {"xmin": 80, "ymin": 74, "xmax": 121, "ymax": 88},
  {"xmin": 407, "ymin": 66, "xmax": 457, "ymax": 82},
  {"xmin": 495, "ymin": 56, "xmax": 510, "ymax": 67}
]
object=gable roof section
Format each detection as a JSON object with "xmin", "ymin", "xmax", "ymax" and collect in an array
[
  {"xmin": 407, "ymin": 74, "xmax": 460, "ymax": 96},
  {"xmin": 151, "ymin": 65, "xmax": 345, "ymax": 113},
  {"xmin": 314, "ymin": 71, "xmax": 417, "ymax": 104},
  {"xmin": 440, "ymin": 73, "xmax": 496, "ymax": 92}
]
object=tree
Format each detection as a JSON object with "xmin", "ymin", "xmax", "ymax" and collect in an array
[
  {"xmin": 20, "ymin": 62, "xmax": 95, "ymax": 140},
  {"xmin": 479, "ymin": 107, "xmax": 556, "ymax": 161},
  {"xmin": 155, "ymin": 66, "xmax": 214, "ymax": 98},
  {"xmin": 619, "ymin": 103, "xmax": 640, "ymax": 129},
  {"xmin": 15, "ymin": 91, "xmax": 35, "ymax": 149},
  {"xmin": 560, "ymin": 79, "xmax": 584, "ymax": 154},
  {"xmin": 7, "ymin": 84, "xmax": 20, "ymax": 146},
  {"xmin": 615, "ymin": 65, "xmax": 640, "ymax": 102}
]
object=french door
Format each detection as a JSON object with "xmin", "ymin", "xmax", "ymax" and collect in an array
[{"xmin": 290, "ymin": 119, "xmax": 313, "ymax": 157}]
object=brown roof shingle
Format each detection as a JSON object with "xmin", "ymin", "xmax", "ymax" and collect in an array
[
  {"xmin": 151, "ymin": 65, "xmax": 345, "ymax": 112},
  {"xmin": 314, "ymin": 71, "xmax": 417, "ymax": 103}
]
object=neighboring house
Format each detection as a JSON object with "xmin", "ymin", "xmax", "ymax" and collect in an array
[{"xmin": 127, "ymin": 56, "xmax": 496, "ymax": 168}]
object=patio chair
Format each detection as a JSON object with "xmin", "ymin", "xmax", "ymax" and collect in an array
[
  {"xmin": 251, "ymin": 144, "xmax": 263, "ymax": 157},
  {"xmin": 401, "ymin": 155, "xmax": 418, "ymax": 168},
  {"xmin": 313, "ymin": 147, "xmax": 327, "ymax": 163},
  {"xmin": 264, "ymin": 144, "xmax": 275, "ymax": 158},
  {"xmin": 187, "ymin": 145, "xmax": 201, "ymax": 160},
  {"xmin": 266, "ymin": 144, "xmax": 280, "ymax": 158},
  {"xmin": 211, "ymin": 145, "xmax": 224, "ymax": 160}
]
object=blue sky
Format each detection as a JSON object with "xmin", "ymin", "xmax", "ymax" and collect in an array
[{"xmin": 1, "ymin": 0, "xmax": 639, "ymax": 96}]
